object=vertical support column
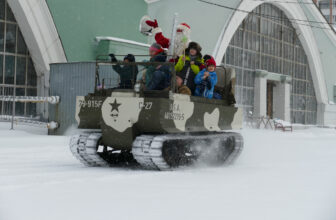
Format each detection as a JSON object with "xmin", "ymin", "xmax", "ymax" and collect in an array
[
  {"xmin": 316, "ymin": 103, "xmax": 325, "ymax": 126},
  {"xmin": 317, "ymin": 103, "xmax": 336, "ymax": 126},
  {"xmin": 37, "ymin": 73, "xmax": 48, "ymax": 120},
  {"xmin": 44, "ymin": 72, "xmax": 50, "ymax": 119},
  {"xmin": 330, "ymin": 0, "xmax": 333, "ymax": 24},
  {"xmin": 11, "ymin": 24, "xmax": 19, "ymax": 130},
  {"xmin": 334, "ymin": 84, "xmax": 336, "ymax": 103},
  {"xmin": 254, "ymin": 70, "xmax": 267, "ymax": 117}
]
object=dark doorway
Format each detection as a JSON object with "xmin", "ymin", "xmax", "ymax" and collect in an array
[{"xmin": 266, "ymin": 81, "xmax": 275, "ymax": 118}]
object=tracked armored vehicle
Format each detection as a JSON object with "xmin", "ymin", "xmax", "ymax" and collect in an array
[{"xmin": 70, "ymin": 58, "xmax": 244, "ymax": 170}]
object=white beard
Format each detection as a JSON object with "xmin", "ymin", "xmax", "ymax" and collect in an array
[{"xmin": 173, "ymin": 31, "xmax": 190, "ymax": 57}]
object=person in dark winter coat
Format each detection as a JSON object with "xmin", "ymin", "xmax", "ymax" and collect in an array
[
  {"xmin": 109, "ymin": 53, "xmax": 138, "ymax": 89},
  {"xmin": 175, "ymin": 42, "xmax": 204, "ymax": 94},
  {"xmin": 194, "ymin": 58, "xmax": 218, "ymax": 99},
  {"xmin": 145, "ymin": 43, "xmax": 171, "ymax": 90}
]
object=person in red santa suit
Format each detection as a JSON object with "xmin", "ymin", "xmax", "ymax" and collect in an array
[{"xmin": 145, "ymin": 19, "xmax": 191, "ymax": 61}]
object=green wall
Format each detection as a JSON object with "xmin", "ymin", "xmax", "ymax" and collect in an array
[{"xmin": 46, "ymin": 0, "xmax": 147, "ymax": 62}]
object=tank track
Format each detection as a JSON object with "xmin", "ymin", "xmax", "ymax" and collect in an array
[
  {"xmin": 69, "ymin": 133, "xmax": 109, "ymax": 167},
  {"xmin": 132, "ymin": 132, "xmax": 244, "ymax": 170},
  {"xmin": 132, "ymin": 135, "xmax": 170, "ymax": 170}
]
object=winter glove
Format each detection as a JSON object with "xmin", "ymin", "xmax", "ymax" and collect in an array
[
  {"xmin": 145, "ymin": 19, "xmax": 158, "ymax": 28},
  {"xmin": 181, "ymin": 36, "xmax": 188, "ymax": 43},
  {"xmin": 109, "ymin": 53, "xmax": 117, "ymax": 62}
]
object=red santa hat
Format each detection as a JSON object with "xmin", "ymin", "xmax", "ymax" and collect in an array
[
  {"xmin": 180, "ymin": 23, "xmax": 190, "ymax": 29},
  {"xmin": 177, "ymin": 23, "xmax": 191, "ymax": 33},
  {"xmin": 206, "ymin": 58, "xmax": 216, "ymax": 67}
]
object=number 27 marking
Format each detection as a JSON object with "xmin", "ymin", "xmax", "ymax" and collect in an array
[{"xmin": 139, "ymin": 102, "xmax": 152, "ymax": 110}]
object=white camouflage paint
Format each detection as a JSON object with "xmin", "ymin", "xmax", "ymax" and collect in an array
[
  {"xmin": 75, "ymin": 96, "xmax": 85, "ymax": 125},
  {"xmin": 101, "ymin": 97, "xmax": 144, "ymax": 133},
  {"xmin": 168, "ymin": 94, "xmax": 194, "ymax": 131},
  {"xmin": 231, "ymin": 108, "xmax": 243, "ymax": 130},
  {"xmin": 204, "ymin": 108, "xmax": 221, "ymax": 131}
]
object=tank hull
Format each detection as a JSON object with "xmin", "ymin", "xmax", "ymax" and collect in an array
[{"xmin": 76, "ymin": 91, "xmax": 243, "ymax": 150}]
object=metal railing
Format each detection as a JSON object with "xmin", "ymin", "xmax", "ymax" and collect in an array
[
  {"xmin": 94, "ymin": 56, "xmax": 177, "ymax": 93},
  {"xmin": 0, "ymin": 91, "xmax": 60, "ymax": 130}
]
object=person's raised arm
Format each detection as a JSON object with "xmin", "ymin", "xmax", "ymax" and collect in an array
[
  {"xmin": 109, "ymin": 54, "xmax": 123, "ymax": 74},
  {"xmin": 146, "ymin": 19, "xmax": 170, "ymax": 49}
]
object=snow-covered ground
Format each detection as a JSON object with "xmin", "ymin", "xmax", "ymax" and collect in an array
[{"xmin": 1, "ymin": 122, "xmax": 336, "ymax": 220}]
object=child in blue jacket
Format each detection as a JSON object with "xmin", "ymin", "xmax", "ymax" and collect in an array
[{"xmin": 194, "ymin": 58, "xmax": 218, "ymax": 99}]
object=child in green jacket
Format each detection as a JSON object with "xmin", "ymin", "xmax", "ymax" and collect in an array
[{"xmin": 175, "ymin": 42, "xmax": 204, "ymax": 94}]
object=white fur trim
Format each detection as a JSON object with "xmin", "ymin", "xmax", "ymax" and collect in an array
[
  {"xmin": 152, "ymin": 27, "xmax": 162, "ymax": 35},
  {"xmin": 139, "ymin": 15, "xmax": 153, "ymax": 36}
]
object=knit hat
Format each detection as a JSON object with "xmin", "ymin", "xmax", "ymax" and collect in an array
[
  {"xmin": 149, "ymin": 43, "xmax": 164, "ymax": 55},
  {"xmin": 206, "ymin": 58, "xmax": 216, "ymax": 67},
  {"xmin": 124, "ymin": 54, "xmax": 135, "ymax": 62}
]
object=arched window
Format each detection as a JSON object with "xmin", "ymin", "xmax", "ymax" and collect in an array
[
  {"xmin": 223, "ymin": 3, "xmax": 317, "ymax": 124},
  {"xmin": 0, "ymin": 0, "xmax": 37, "ymax": 117}
]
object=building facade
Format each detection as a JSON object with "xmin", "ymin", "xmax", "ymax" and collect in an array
[
  {"xmin": 1, "ymin": 0, "xmax": 336, "ymax": 129},
  {"xmin": 318, "ymin": 0, "xmax": 336, "ymax": 28},
  {"xmin": 223, "ymin": 4, "xmax": 318, "ymax": 124},
  {"xmin": 0, "ymin": 0, "xmax": 37, "ymax": 117}
]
